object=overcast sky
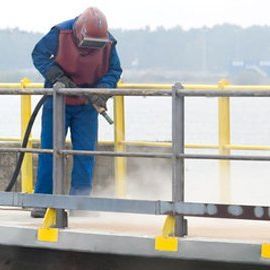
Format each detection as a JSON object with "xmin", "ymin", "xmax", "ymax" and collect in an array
[{"xmin": 1, "ymin": 0, "xmax": 270, "ymax": 33}]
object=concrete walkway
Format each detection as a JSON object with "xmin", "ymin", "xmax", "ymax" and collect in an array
[{"xmin": 0, "ymin": 208, "xmax": 270, "ymax": 266}]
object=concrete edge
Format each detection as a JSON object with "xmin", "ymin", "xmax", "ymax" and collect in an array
[{"xmin": 0, "ymin": 225, "xmax": 269, "ymax": 266}]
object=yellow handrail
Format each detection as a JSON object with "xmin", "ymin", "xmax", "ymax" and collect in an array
[{"xmin": 3, "ymin": 82, "xmax": 270, "ymax": 90}]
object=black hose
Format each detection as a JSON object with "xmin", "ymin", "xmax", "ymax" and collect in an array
[{"xmin": 5, "ymin": 96, "xmax": 47, "ymax": 192}]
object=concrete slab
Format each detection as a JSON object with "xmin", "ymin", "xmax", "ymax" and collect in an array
[{"xmin": 0, "ymin": 208, "xmax": 270, "ymax": 266}]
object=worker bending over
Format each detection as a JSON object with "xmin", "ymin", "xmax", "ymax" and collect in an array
[{"xmin": 31, "ymin": 7, "xmax": 122, "ymax": 217}]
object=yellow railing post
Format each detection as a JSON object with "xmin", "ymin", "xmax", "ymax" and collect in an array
[
  {"xmin": 20, "ymin": 77, "xmax": 33, "ymax": 193},
  {"xmin": 218, "ymin": 79, "xmax": 231, "ymax": 203},
  {"xmin": 113, "ymin": 87, "xmax": 126, "ymax": 197}
]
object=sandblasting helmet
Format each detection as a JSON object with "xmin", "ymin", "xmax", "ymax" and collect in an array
[{"xmin": 73, "ymin": 7, "xmax": 110, "ymax": 49}]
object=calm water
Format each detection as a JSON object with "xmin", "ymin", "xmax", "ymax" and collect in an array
[{"xmin": 1, "ymin": 96, "xmax": 270, "ymax": 206}]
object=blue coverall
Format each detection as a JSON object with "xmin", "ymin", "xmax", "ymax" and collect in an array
[{"xmin": 32, "ymin": 19, "xmax": 122, "ymax": 195}]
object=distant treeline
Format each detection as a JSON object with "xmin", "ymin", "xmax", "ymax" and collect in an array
[
  {"xmin": 1, "ymin": 24, "xmax": 270, "ymax": 83},
  {"xmin": 114, "ymin": 24, "xmax": 270, "ymax": 72}
]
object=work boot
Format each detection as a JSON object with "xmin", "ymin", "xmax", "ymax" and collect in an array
[{"xmin": 30, "ymin": 208, "xmax": 46, "ymax": 218}]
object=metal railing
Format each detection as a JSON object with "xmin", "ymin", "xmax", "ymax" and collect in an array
[
  {"xmin": 1, "ymin": 84, "xmax": 270, "ymax": 237},
  {"xmin": 2, "ymin": 79, "xmax": 270, "ymax": 201}
]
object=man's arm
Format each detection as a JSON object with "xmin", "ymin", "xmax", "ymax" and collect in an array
[
  {"xmin": 32, "ymin": 27, "xmax": 76, "ymax": 88},
  {"xmin": 31, "ymin": 27, "xmax": 59, "ymax": 79},
  {"xmin": 89, "ymin": 45, "xmax": 122, "ymax": 110},
  {"xmin": 95, "ymin": 45, "xmax": 123, "ymax": 88}
]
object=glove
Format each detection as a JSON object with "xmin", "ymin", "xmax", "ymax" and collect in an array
[
  {"xmin": 88, "ymin": 94, "xmax": 109, "ymax": 110},
  {"xmin": 53, "ymin": 81, "xmax": 66, "ymax": 91},
  {"xmin": 88, "ymin": 84, "xmax": 111, "ymax": 110},
  {"xmin": 46, "ymin": 65, "xmax": 76, "ymax": 88}
]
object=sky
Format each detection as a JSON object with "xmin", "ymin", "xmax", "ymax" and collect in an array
[{"xmin": 1, "ymin": 0, "xmax": 270, "ymax": 33}]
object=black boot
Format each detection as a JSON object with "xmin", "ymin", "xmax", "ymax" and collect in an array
[{"xmin": 30, "ymin": 208, "xmax": 46, "ymax": 218}]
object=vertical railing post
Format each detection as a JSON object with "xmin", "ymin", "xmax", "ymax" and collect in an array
[
  {"xmin": 218, "ymin": 79, "xmax": 231, "ymax": 203},
  {"xmin": 53, "ymin": 84, "xmax": 67, "ymax": 228},
  {"xmin": 113, "ymin": 93, "xmax": 126, "ymax": 198},
  {"xmin": 20, "ymin": 77, "xmax": 33, "ymax": 193},
  {"xmin": 172, "ymin": 83, "xmax": 187, "ymax": 236}
]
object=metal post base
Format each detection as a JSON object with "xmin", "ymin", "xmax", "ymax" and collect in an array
[
  {"xmin": 175, "ymin": 217, "xmax": 188, "ymax": 237},
  {"xmin": 56, "ymin": 209, "xmax": 68, "ymax": 228}
]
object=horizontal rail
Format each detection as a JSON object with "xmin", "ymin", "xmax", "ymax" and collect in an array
[
  {"xmin": 60, "ymin": 149, "xmax": 172, "ymax": 158},
  {"xmin": 57, "ymin": 88, "xmax": 172, "ymax": 96},
  {"xmin": 2, "ymin": 147, "xmax": 270, "ymax": 161},
  {"xmin": 164, "ymin": 201, "xmax": 270, "ymax": 221},
  {"xmin": 119, "ymin": 83, "xmax": 270, "ymax": 91},
  {"xmin": 0, "ymin": 147, "xmax": 53, "ymax": 154},
  {"xmin": 0, "ymin": 147, "xmax": 172, "ymax": 158},
  {"xmin": 3, "ymin": 82, "xmax": 270, "ymax": 91},
  {"xmin": 0, "ymin": 192, "xmax": 159, "ymax": 215},
  {"xmin": 62, "ymin": 150, "xmax": 270, "ymax": 162},
  {"xmin": 180, "ymin": 153, "xmax": 270, "ymax": 161},
  {"xmin": 0, "ymin": 89, "xmax": 52, "ymax": 95},
  {"xmin": 121, "ymin": 83, "xmax": 270, "ymax": 91},
  {"xmin": 3, "ymin": 88, "xmax": 270, "ymax": 97},
  {"xmin": 0, "ymin": 88, "xmax": 172, "ymax": 96},
  {"xmin": 224, "ymin": 144, "xmax": 270, "ymax": 151},
  {"xmin": 0, "ymin": 137, "xmax": 114, "ymax": 146},
  {"xmin": 0, "ymin": 192, "xmax": 269, "ymax": 221},
  {"xmin": 122, "ymin": 141, "xmax": 219, "ymax": 149},
  {"xmin": 124, "ymin": 142, "xmax": 270, "ymax": 151},
  {"xmin": 0, "ymin": 83, "xmax": 43, "ymax": 89},
  {"xmin": 3, "ymin": 138, "xmax": 270, "ymax": 151},
  {"xmin": 178, "ymin": 89, "xmax": 270, "ymax": 97},
  {"xmin": 57, "ymin": 88, "xmax": 270, "ymax": 97}
]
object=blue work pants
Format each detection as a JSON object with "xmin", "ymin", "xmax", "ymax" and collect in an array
[{"xmin": 34, "ymin": 99, "xmax": 98, "ymax": 195}]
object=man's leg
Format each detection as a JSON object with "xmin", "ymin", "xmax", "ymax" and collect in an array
[
  {"xmin": 31, "ymin": 104, "xmax": 53, "ymax": 218},
  {"xmin": 32, "ymin": 101, "xmax": 70, "ymax": 218},
  {"xmin": 70, "ymin": 104, "xmax": 98, "ymax": 195},
  {"xmin": 35, "ymin": 105, "xmax": 54, "ymax": 194}
]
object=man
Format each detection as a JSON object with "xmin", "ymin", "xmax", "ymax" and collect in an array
[{"xmin": 31, "ymin": 7, "xmax": 122, "ymax": 217}]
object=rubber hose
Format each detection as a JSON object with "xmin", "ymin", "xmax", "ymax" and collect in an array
[{"xmin": 5, "ymin": 96, "xmax": 47, "ymax": 192}]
